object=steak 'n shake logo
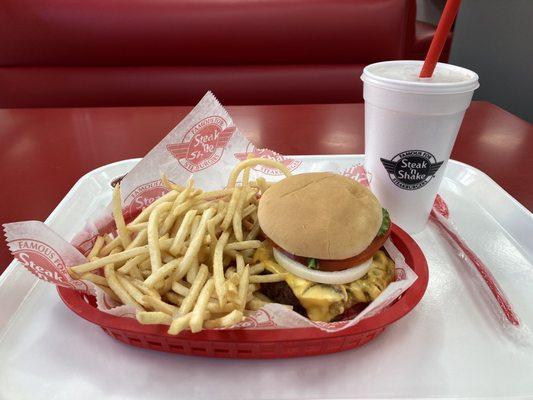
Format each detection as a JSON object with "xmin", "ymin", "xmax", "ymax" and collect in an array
[
  {"xmin": 166, "ymin": 116, "xmax": 235, "ymax": 172},
  {"xmin": 234, "ymin": 144, "xmax": 301, "ymax": 175},
  {"xmin": 381, "ymin": 150, "xmax": 444, "ymax": 190},
  {"xmin": 125, "ymin": 179, "xmax": 169, "ymax": 216},
  {"xmin": 11, "ymin": 239, "xmax": 88, "ymax": 292}
]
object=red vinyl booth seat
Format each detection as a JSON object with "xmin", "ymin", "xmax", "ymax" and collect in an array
[{"xmin": 0, "ymin": 0, "xmax": 446, "ymax": 107}]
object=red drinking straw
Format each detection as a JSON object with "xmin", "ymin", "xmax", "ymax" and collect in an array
[{"xmin": 419, "ymin": 0, "xmax": 462, "ymax": 78}]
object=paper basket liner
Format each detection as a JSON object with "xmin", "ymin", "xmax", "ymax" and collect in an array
[{"xmin": 3, "ymin": 91, "xmax": 418, "ymax": 333}]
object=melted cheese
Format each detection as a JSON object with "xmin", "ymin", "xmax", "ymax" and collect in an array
[{"xmin": 255, "ymin": 246, "xmax": 395, "ymax": 322}]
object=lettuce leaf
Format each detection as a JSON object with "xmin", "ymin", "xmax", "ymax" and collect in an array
[
  {"xmin": 307, "ymin": 258, "xmax": 319, "ymax": 270},
  {"xmin": 378, "ymin": 208, "xmax": 390, "ymax": 236}
]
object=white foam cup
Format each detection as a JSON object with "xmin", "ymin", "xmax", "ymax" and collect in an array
[{"xmin": 361, "ymin": 60, "xmax": 479, "ymax": 233}]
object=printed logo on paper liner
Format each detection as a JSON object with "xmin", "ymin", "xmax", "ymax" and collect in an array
[
  {"xmin": 342, "ymin": 164, "xmax": 372, "ymax": 187},
  {"xmin": 395, "ymin": 267, "xmax": 407, "ymax": 280},
  {"xmin": 381, "ymin": 150, "xmax": 443, "ymax": 190},
  {"xmin": 313, "ymin": 319, "xmax": 351, "ymax": 330},
  {"xmin": 10, "ymin": 239, "xmax": 88, "ymax": 292},
  {"xmin": 124, "ymin": 179, "xmax": 170, "ymax": 216},
  {"xmin": 166, "ymin": 116, "xmax": 235, "ymax": 173},
  {"xmin": 233, "ymin": 309, "xmax": 276, "ymax": 329},
  {"xmin": 234, "ymin": 144, "xmax": 301, "ymax": 176}
]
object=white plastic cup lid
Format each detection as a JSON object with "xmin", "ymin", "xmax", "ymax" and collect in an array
[{"xmin": 361, "ymin": 60, "xmax": 479, "ymax": 94}]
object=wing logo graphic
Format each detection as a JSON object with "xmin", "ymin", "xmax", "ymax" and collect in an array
[
  {"xmin": 380, "ymin": 150, "xmax": 444, "ymax": 190},
  {"xmin": 166, "ymin": 116, "xmax": 235, "ymax": 172}
]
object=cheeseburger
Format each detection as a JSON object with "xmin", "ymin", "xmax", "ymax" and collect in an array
[{"xmin": 255, "ymin": 172, "xmax": 395, "ymax": 322}]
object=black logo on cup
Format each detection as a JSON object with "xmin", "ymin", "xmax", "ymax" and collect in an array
[{"xmin": 380, "ymin": 150, "xmax": 444, "ymax": 190}]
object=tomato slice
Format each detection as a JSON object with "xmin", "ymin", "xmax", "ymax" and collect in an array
[{"xmin": 271, "ymin": 224, "xmax": 392, "ymax": 272}]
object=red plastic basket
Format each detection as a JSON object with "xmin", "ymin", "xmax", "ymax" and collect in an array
[{"xmin": 57, "ymin": 224, "xmax": 428, "ymax": 359}]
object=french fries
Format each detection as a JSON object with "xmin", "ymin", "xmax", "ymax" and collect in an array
[
  {"xmin": 190, "ymin": 278, "xmax": 215, "ymax": 333},
  {"xmin": 100, "ymin": 236, "xmax": 122, "ymax": 257},
  {"xmin": 142, "ymin": 295, "xmax": 179, "ymax": 316},
  {"xmin": 116, "ymin": 273, "xmax": 148, "ymax": 307},
  {"xmin": 126, "ymin": 229, "xmax": 148, "ymax": 250},
  {"xmin": 87, "ymin": 236, "xmax": 105, "ymax": 260},
  {"xmin": 118, "ymin": 254, "xmax": 147, "ymax": 274},
  {"xmin": 80, "ymin": 272, "xmax": 108, "ymax": 286},
  {"xmin": 232, "ymin": 166, "xmax": 250, "ymax": 241},
  {"xmin": 169, "ymin": 209, "xmax": 197, "ymax": 256},
  {"xmin": 225, "ymin": 240, "xmax": 262, "ymax": 251},
  {"xmin": 173, "ymin": 208, "xmax": 215, "ymax": 281},
  {"xmin": 237, "ymin": 266, "xmax": 250, "ymax": 310},
  {"xmin": 68, "ymin": 158, "xmax": 289, "ymax": 335},
  {"xmin": 249, "ymin": 273, "xmax": 288, "ymax": 283},
  {"xmin": 204, "ymin": 310, "xmax": 243, "ymax": 329},
  {"xmin": 103, "ymin": 250, "xmax": 142, "ymax": 311},
  {"xmin": 143, "ymin": 258, "xmax": 182, "ymax": 288},
  {"xmin": 137, "ymin": 311, "xmax": 172, "ymax": 325},
  {"xmin": 179, "ymin": 264, "xmax": 209, "ymax": 315},
  {"xmin": 112, "ymin": 185, "xmax": 131, "ymax": 248},
  {"xmin": 213, "ymin": 231, "xmax": 230, "ymax": 307},
  {"xmin": 168, "ymin": 312, "xmax": 195, "ymax": 335},
  {"xmin": 227, "ymin": 158, "xmax": 291, "ymax": 188},
  {"xmin": 147, "ymin": 202, "xmax": 171, "ymax": 273}
]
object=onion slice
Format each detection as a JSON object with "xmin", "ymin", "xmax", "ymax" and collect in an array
[{"xmin": 272, "ymin": 248, "xmax": 373, "ymax": 285}]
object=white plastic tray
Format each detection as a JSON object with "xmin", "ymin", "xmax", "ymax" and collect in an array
[{"xmin": 1, "ymin": 155, "xmax": 532, "ymax": 400}]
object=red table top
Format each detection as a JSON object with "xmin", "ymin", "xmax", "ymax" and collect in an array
[{"xmin": 1, "ymin": 100, "xmax": 531, "ymax": 272}]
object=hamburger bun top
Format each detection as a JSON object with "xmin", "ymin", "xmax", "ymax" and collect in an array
[{"xmin": 258, "ymin": 172, "xmax": 383, "ymax": 260}]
